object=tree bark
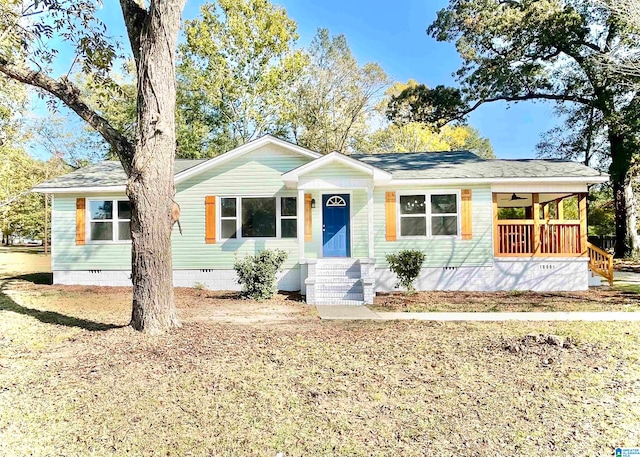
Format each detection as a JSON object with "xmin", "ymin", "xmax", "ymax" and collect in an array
[
  {"xmin": 0, "ymin": 0, "xmax": 185, "ymax": 333},
  {"xmin": 609, "ymin": 132, "xmax": 639, "ymax": 258},
  {"xmin": 124, "ymin": 0, "xmax": 184, "ymax": 332}
]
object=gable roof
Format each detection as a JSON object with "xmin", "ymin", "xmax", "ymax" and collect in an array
[
  {"xmin": 34, "ymin": 138, "xmax": 608, "ymax": 193},
  {"xmin": 282, "ymin": 151, "xmax": 392, "ymax": 186},
  {"xmin": 174, "ymin": 134, "xmax": 321, "ymax": 184},
  {"xmin": 33, "ymin": 159, "xmax": 206, "ymax": 192},
  {"xmin": 33, "ymin": 135, "xmax": 322, "ymax": 193},
  {"xmin": 352, "ymin": 151, "xmax": 608, "ymax": 182}
]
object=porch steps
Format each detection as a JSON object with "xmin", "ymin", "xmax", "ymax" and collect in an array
[{"xmin": 312, "ymin": 259, "xmax": 365, "ymax": 305}]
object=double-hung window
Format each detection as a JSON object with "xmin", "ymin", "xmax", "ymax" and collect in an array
[
  {"xmin": 399, "ymin": 192, "xmax": 459, "ymax": 238},
  {"xmin": 219, "ymin": 196, "xmax": 297, "ymax": 239},
  {"xmin": 88, "ymin": 199, "xmax": 131, "ymax": 242}
]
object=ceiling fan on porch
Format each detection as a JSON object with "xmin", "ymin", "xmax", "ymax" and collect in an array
[{"xmin": 510, "ymin": 193, "xmax": 527, "ymax": 201}]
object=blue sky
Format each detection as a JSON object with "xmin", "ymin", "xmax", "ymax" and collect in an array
[{"xmin": 41, "ymin": 0, "xmax": 560, "ymax": 160}]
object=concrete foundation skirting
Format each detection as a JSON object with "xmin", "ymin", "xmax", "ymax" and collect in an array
[
  {"xmin": 54, "ymin": 258, "xmax": 590, "ymax": 294},
  {"xmin": 53, "ymin": 268, "xmax": 301, "ymax": 291},
  {"xmin": 375, "ymin": 258, "xmax": 590, "ymax": 293}
]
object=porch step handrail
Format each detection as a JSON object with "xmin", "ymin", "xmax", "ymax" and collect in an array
[{"xmin": 587, "ymin": 242, "xmax": 614, "ymax": 286}]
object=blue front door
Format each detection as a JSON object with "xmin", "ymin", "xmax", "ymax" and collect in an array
[{"xmin": 322, "ymin": 194, "xmax": 350, "ymax": 257}]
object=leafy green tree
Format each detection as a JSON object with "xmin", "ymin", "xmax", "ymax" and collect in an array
[
  {"xmin": 597, "ymin": 0, "xmax": 640, "ymax": 80},
  {"xmin": 0, "ymin": 0, "xmax": 187, "ymax": 332},
  {"xmin": 357, "ymin": 122, "xmax": 495, "ymax": 157},
  {"xmin": 423, "ymin": 0, "xmax": 640, "ymax": 257},
  {"xmin": 366, "ymin": 80, "xmax": 494, "ymax": 157},
  {"xmin": 289, "ymin": 28, "xmax": 391, "ymax": 153},
  {"xmin": 0, "ymin": 148, "xmax": 67, "ymax": 244},
  {"xmin": 179, "ymin": 0, "xmax": 307, "ymax": 150},
  {"xmin": 588, "ymin": 186, "xmax": 615, "ymax": 235}
]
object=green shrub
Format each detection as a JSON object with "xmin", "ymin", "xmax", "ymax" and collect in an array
[
  {"xmin": 385, "ymin": 249, "xmax": 426, "ymax": 293},
  {"xmin": 233, "ymin": 249, "xmax": 288, "ymax": 300}
]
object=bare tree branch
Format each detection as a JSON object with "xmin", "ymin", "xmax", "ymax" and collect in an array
[
  {"xmin": 446, "ymin": 92, "xmax": 596, "ymax": 126},
  {"xmin": 0, "ymin": 58, "xmax": 134, "ymax": 170}
]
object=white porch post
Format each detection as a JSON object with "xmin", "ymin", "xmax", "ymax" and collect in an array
[
  {"xmin": 297, "ymin": 188, "xmax": 305, "ymax": 261},
  {"xmin": 367, "ymin": 186, "xmax": 374, "ymax": 258}
]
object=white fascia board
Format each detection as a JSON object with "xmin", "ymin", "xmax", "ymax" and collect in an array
[
  {"xmin": 174, "ymin": 135, "xmax": 322, "ymax": 184},
  {"xmin": 33, "ymin": 186, "xmax": 127, "ymax": 194},
  {"xmin": 385, "ymin": 175, "xmax": 609, "ymax": 187}
]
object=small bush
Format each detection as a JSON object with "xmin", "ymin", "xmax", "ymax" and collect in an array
[
  {"xmin": 234, "ymin": 249, "xmax": 288, "ymax": 300},
  {"xmin": 386, "ymin": 249, "xmax": 426, "ymax": 293}
]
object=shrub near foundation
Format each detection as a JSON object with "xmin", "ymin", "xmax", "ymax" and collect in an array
[
  {"xmin": 234, "ymin": 249, "xmax": 288, "ymax": 300},
  {"xmin": 386, "ymin": 249, "xmax": 426, "ymax": 293}
]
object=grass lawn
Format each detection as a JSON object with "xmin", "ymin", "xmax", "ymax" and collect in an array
[{"xmin": 1, "ymin": 248, "xmax": 640, "ymax": 456}]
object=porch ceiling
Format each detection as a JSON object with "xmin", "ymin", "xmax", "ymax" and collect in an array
[{"xmin": 495, "ymin": 192, "xmax": 575, "ymax": 208}]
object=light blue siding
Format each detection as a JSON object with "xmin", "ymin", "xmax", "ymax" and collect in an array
[
  {"xmin": 373, "ymin": 186, "xmax": 494, "ymax": 267},
  {"xmin": 52, "ymin": 193, "xmax": 132, "ymax": 271},
  {"xmin": 172, "ymin": 144, "xmax": 312, "ymax": 269}
]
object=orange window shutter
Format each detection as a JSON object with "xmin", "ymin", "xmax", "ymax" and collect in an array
[
  {"xmin": 385, "ymin": 191, "xmax": 396, "ymax": 241},
  {"xmin": 76, "ymin": 198, "xmax": 86, "ymax": 245},
  {"xmin": 461, "ymin": 189, "xmax": 472, "ymax": 240},
  {"xmin": 304, "ymin": 194, "xmax": 312, "ymax": 242},
  {"xmin": 205, "ymin": 196, "xmax": 216, "ymax": 244}
]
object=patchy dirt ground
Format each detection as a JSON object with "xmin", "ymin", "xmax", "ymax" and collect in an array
[
  {"xmin": 2, "ymin": 249, "xmax": 640, "ymax": 456},
  {"xmin": 372, "ymin": 289, "xmax": 640, "ymax": 313},
  {"xmin": 3, "ymin": 280, "xmax": 314, "ymax": 326}
]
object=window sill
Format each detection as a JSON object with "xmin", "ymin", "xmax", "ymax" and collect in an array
[{"xmin": 86, "ymin": 240, "xmax": 132, "ymax": 245}]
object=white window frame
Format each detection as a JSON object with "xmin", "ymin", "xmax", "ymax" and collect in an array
[
  {"xmin": 217, "ymin": 194, "xmax": 298, "ymax": 241},
  {"xmin": 219, "ymin": 197, "xmax": 238, "ymax": 240},
  {"xmin": 86, "ymin": 198, "xmax": 132, "ymax": 244},
  {"xmin": 279, "ymin": 196, "xmax": 298, "ymax": 239},
  {"xmin": 397, "ymin": 190, "xmax": 462, "ymax": 239}
]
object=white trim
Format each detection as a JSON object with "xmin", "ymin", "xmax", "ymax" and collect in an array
[
  {"xmin": 387, "ymin": 175, "xmax": 609, "ymax": 187},
  {"xmin": 297, "ymin": 189, "xmax": 305, "ymax": 262},
  {"xmin": 51, "ymin": 194, "xmax": 55, "ymax": 271},
  {"xmin": 85, "ymin": 198, "xmax": 132, "ymax": 244},
  {"xmin": 367, "ymin": 187, "xmax": 374, "ymax": 259},
  {"xmin": 325, "ymin": 196, "xmax": 347, "ymax": 207},
  {"xmin": 175, "ymin": 135, "xmax": 322, "ymax": 184},
  {"xmin": 282, "ymin": 151, "xmax": 392, "ymax": 187},
  {"xmin": 396, "ymin": 190, "xmax": 462, "ymax": 240},
  {"xmin": 320, "ymin": 191, "xmax": 353, "ymax": 258},
  {"xmin": 491, "ymin": 183, "xmax": 589, "ymax": 193},
  {"xmin": 216, "ymin": 193, "xmax": 299, "ymax": 241},
  {"xmin": 34, "ymin": 186, "xmax": 127, "ymax": 194}
]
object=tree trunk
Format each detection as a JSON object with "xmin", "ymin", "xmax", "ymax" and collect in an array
[
  {"xmin": 125, "ymin": 1, "xmax": 184, "ymax": 333},
  {"xmin": 610, "ymin": 132, "xmax": 639, "ymax": 258}
]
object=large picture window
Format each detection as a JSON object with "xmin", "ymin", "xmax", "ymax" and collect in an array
[
  {"xmin": 88, "ymin": 199, "xmax": 131, "ymax": 242},
  {"xmin": 399, "ymin": 192, "xmax": 459, "ymax": 238},
  {"xmin": 219, "ymin": 196, "xmax": 297, "ymax": 239}
]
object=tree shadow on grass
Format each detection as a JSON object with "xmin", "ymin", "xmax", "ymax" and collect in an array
[
  {"xmin": 0, "ymin": 281, "xmax": 124, "ymax": 331},
  {"xmin": 7, "ymin": 273, "xmax": 53, "ymax": 285}
]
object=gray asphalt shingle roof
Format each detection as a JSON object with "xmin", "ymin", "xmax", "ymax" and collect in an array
[
  {"xmin": 351, "ymin": 151, "xmax": 606, "ymax": 180},
  {"xmin": 34, "ymin": 159, "xmax": 207, "ymax": 189},
  {"xmin": 35, "ymin": 150, "xmax": 606, "ymax": 191}
]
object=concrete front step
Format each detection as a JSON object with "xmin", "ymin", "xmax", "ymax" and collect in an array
[
  {"xmin": 307, "ymin": 259, "xmax": 372, "ymax": 306},
  {"xmin": 315, "ymin": 269, "xmax": 361, "ymax": 278}
]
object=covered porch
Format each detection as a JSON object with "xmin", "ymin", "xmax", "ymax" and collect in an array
[
  {"xmin": 492, "ymin": 191, "xmax": 587, "ymax": 257},
  {"xmin": 492, "ymin": 190, "xmax": 613, "ymax": 284}
]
